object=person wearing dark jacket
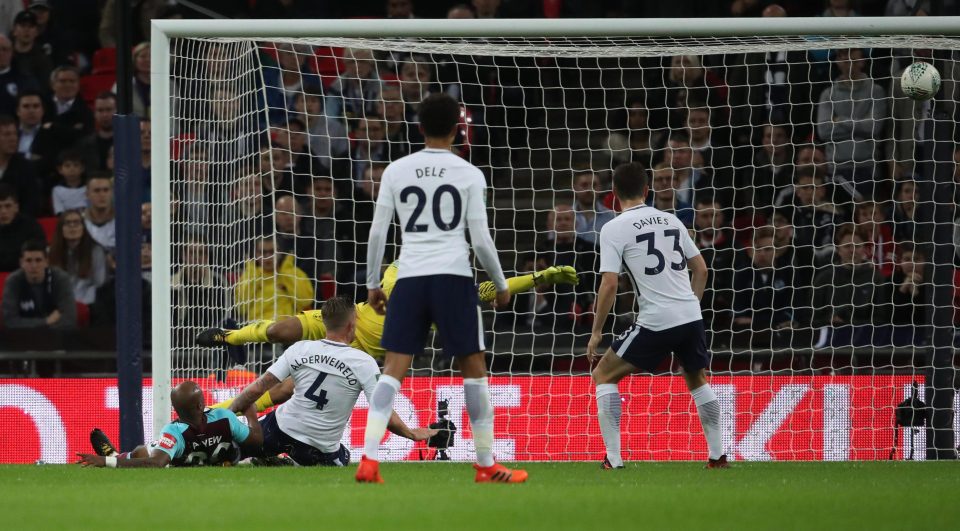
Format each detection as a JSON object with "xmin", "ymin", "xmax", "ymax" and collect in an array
[
  {"xmin": 812, "ymin": 225, "xmax": 887, "ymax": 347},
  {"xmin": 0, "ymin": 184, "xmax": 45, "ymax": 272},
  {"xmin": 1, "ymin": 239, "xmax": 76, "ymax": 329},
  {"xmin": 731, "ymin": 226, "xmax": 799, "ymax": 347}
]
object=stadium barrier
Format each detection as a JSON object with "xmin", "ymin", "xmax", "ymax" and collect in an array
[{"xmin": 1, "ymin": 375, "xmax": 946, "ymax": 464}]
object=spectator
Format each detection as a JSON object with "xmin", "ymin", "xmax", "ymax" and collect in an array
[
  {"xmin": 83, "ymin": 175, "xmax": 115, "ymax": 251},
  {"xmin": 172, "ymin": 144, "xmax": 217, "ymax": 240},
  {"xmin": 539, "ymin": 204, "xmax": 598, "ymax": 329},
  {"xmin": 326, "ymin": 48, "xmax": 381, "ymax": 121},
  {"xmin": 47, "ymin": 209, "xmax": 108, "ymax": 304},
  {"xmin": 350, "ymin": 163, "xmax": 393, "ymax": 298},
  {"xmin": 399, "ymin": 56, "xmax": 456, "ymax": 107},
  {"xmin": 812, "ymin": 224, "xmax": 886, "ymax": 347},
  {"xmin": 572, "ymin": 171, "xmax": 615, "ymax": 244},
  {"xmin": 732, "ymin": 227, "xmax": 798, "ymax": 338},
  {"xmin": 379, "ymin": 82, "xmax": 420, "ymax": 159},
  {"xmin": 854, "ymin": 201, "xmax": 895, "ymax": 278},
  {"xmin": 386, "ymin": 0, "xmax": 414, "ymax": 18},
  {"xmin": 1, "ymin": 239, "xmax": 76, "ymax": 329},
  {"xmin": 665, "ymin": 54, "xmax": 725, "ymax": 110},
  {"xmin": 10, "ymin": 10, "xmax": 51, "ymax": 88},
  {"xmin": 0, "ymin": 184, "xmax": 44, "ymax": 272},
  {"xmin": 888, "ymin": 243, "xmax": 930, "ymax": 346},
  {"xmin": 816, "ymin": 48, "xmax": 888, "ymax": 194},
  {"xmin": 272, "ymin": 118, "xmax": 324, "ymax": 194},
  {"xmin": 51, "ymin": 150, "xmax": 87, "ymax": 214},
  {"xmin": 791, "ymin": 168, "xmax": 843, "ymax": 264},
  {"xmin": 0, "ymin": 35, "xmax": 36, "ymax": 117},
  {"xmin": 351, "ymin": 116, "xmax": 389, "ymax": 181},
  {"xmin": 662, "ymin": 132, "xmax": 707, "ymax": 207},
  {"xmin": 292, "ymin": 87, "xmax": 348, "ymax": 176},
  {"xmin": 0, "ymin": 114, "xmax": 40, "ymax": 216},
  {"xmin": 598, "ymin": 97, "xmax": 665, "ymax": 170},
  {"xmin": 821, "ymin": 0, "xmax": 859, "ymax": 17},
  {"xmin": 128, "ymin": 42, "xmax": 150, "ymax": 119},
  {"xmin": 140, "ymin": 119, "xmax": 151, "ymax": 201},
  {"xmin": 693, "ymin": 195, "xmax": 736, "ymax": 331},
  {"xmin": 258, "ymin": 146, "xmax": 292, "ymax": 196},
  {"xmin": 234, "ymin": 236, "xmax": 314, "ymax": 322},
  {"xmin": 274, "ymin": 193, "xmax": 317, "ymax": 285},
  {"xmin": 0, "ymin": 1, "xmax": 20, "ymax": 37},
  {"xmin": 892, "ymin": 179, "xmax": 918, "ymax": 243},
  {"xmin": 223, "ymin": 173, "xmax": 270, "ymax": 269},
  {"xmin": 262, "ymin": 42, "xmax": 321, "ymax": 124},
  {"xmin": 650, "ymin": 162, "xmax": 694, "ymax": 227},
  {"xmin": 76, "ymin": 92, "xmax": 116, "ymax": 172},
  {"xmin": 771, "ymin": 207, "xmax": 815, "ymax": 290},
  {"xmin": 171, "ymin": 240, "xmax": 226, "ymax": 336},
  {"xmin": 472, "ymin": 0, "xmax": 500, "ymax": 18},
  {"xmin": 736, "ymin": 124, "xmax": 793, "ymax": 212},
  {"xmin": 17, "ymin": 89, "xmax": 71, "ymax": 174},
  {"xmin": 448, "ymin": 3, "xmax": 475, "ymax": 18},
  {"xmin": 47, "ymin": 65, "xmax": 92, "ymax": 135},
  {"xmin": 304, "ymin": 176, "xmax": 349, "ymax": 283},
  {"xmin": 685, "ymin": 104, "xmax": 734, "ymax": 200}
]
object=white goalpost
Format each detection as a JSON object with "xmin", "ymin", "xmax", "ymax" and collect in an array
[{"xmin": 151, "ymin": 17, "xmax": 960, "ymax": 461}]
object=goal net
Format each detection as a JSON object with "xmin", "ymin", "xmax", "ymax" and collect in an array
[{"xmin": 153, "ymin": 20, "xmax": 960, "ymax": 461}]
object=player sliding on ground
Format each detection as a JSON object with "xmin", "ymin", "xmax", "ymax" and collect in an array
[
  {"xmin": 77, "ymin": 381, "xmax": 263, "ymax": 468},
  {"xmin": 587, "ymin": 162, "xmax": 728, "ymax": 470},
  {"xmin": 198, "ymin": 263, "xmax": 577, "ymax": 412},
  {"xmin": 356, "ymin": 93, "xmax": 526, "ymax": 484},
  {"xmin": 227, "ymin": 297, "xmax": 437, "ymax": 466}
]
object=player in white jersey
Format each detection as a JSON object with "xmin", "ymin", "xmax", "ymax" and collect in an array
[
  {"xmin": 358, "ymin": 94, "xmax": 527, "ymax": 484},
  {"xmin": 230, "ymin": 297, "xmax": 436, "ymax": 466},
  {"xmin": 587, "ymin": 162, "xmax": 728, "ymax": 469}
]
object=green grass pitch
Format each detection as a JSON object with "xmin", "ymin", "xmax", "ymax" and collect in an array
[{"xmin": 1, "ymin": 462, "xmax": 958, "ymax": 530}]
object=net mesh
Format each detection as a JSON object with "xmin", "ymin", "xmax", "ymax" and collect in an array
[{"xmin": 162, "ymin": 33, "xmax": 959, "ymax": 461}]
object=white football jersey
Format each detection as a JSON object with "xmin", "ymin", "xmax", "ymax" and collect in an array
[
  {"xmin": 267, "ymin": 339, "xmax": 380, "ymax": 453},
  {"xmin": 376, "ymin": 148, "xmax": 487, "ymax": 280},
  {"xmin": 598, "ymin": 205, "xmax": 702, "ymax": 331}
]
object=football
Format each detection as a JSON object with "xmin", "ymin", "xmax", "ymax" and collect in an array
[{"xmin": 900, "ymin": 61, "xmax": 941, "ymax": 101}]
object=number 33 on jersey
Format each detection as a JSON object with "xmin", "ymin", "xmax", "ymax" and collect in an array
[{"xmin": 376, "ymin": 147, "xmax": 488, "ymax": 281}]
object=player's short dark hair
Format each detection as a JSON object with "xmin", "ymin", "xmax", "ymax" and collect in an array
[
  {"xmin": 612, "ymin": 162, "xmax": 649, "ymax": 201},
  {"xmin": 21, "ymin": 239, "xmax": 47, "ymax": 257},
  {"xmin": 0, "ymin": 183, "xmax": 17, "ymax": 202},
  {"xmin": 418, "ymin": 93, "xmax": 460, "ymax": 138},
  {"xmin": 321, "ymin": 296, "xmax": 356, "ymax": 332}
]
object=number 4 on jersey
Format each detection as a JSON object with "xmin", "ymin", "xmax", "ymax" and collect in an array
[{"xmin": 305, "ymin": 373, "xmax": 329, "ymax": 410}]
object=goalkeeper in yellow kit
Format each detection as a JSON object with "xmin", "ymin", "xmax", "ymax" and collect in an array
[{"xmin": 198, "ymin": 262, "xmax": 578, "ymax": 411}]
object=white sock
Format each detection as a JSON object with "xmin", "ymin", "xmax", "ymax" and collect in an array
[
  {"xmin": 464, "ymin": 378, "xmax": 495, "ymax": 467},
  {"xmin": 691, "ymin": 383, "xmax": 724, "ymax": 460},
  {"xmin": 362, "ymin": 375, "xmax": 400, "ymax": 460},
  {"xmin": 595, "ymin": 383, "xmax": 622, "ymax": 467}
]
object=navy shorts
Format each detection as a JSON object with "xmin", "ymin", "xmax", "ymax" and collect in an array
[
  {"xmin": 258, "ymin": 412, "xmax": 350, "ymax": 466},
  {"xmin": 381, "ymin": 274, "xmax": 483, "ymax": 357},
  {"xmin": 611, "ymin": 319, "xmax": 710, "ymax": 373}
]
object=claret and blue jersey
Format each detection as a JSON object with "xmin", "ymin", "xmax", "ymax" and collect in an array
[{"xmin": 150, "ymin": 408, "xmax": 251, "ymax": 467}]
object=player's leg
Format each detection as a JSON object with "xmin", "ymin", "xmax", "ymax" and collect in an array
[
  {"xmin": 591, "ymin": 349, "xmax": 638, "ymax": 469},
  {"xmin": 196, "ymin": 313, "xmax": 312, "ymax": 347},
  {"xmin": 358, "ymin": 277, "xmax": 430, "ymax": 483},
  {"xmin": 676, "ymin": 320, "xmax": 727, "ymax": 468}
]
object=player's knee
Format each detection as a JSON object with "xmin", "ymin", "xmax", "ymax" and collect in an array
[
  {"xmin": 266, "ymin": 319, "xmax": 298, "ymax": 344},
  {"xmin": 684, "ymin": 368, "xmax": 708, "ymax": 390},
  {"xmin": 131, "ymin": 445, "xmax": 150, "ymax": 458},
  {"xmin": 591, "ymin": 366, "xmax": 613, "ymax": 385}
]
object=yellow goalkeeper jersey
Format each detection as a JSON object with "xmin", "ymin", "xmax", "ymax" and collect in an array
[{"xmin": 298, "ymin": 262, "xmax": 398, "ymax": 359}]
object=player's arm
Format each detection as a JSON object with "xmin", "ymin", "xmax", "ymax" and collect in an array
[
  {"xmin": 688, "ymin": 254, "xmax": 708, "ymax": 301},
  {"xmin": 588, "ymin": 225, "xmax": 622, "ymax": 362},
  {"xmin": 386, "ymin": 411, "xmax": 439, "ymax": 441},
  {"xmin": 77, "ymin": 447, "xmax": 172, "ymax": 468},
  {"xmin": 466, "ymin": 174, "xmax": 509, "ymax": 308},
  {"xmin": 477, "ymin": 266, "xmax": 579, "ymax": 302},
  {"xmin": 231, "ymin": 405, "xmax": 263, "ymax": 451},
  {"xmin": 231, "ymin": 372, "xmax": 282, "ymax": 414},
  {"xmin": 365, "ymin": 171, "xmax": 397, "ymax": 314}
]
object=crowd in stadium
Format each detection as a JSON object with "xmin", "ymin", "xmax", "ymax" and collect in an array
[{"xmin": 0, "ymin": 0, "xmax": 956, "ymax": 369}]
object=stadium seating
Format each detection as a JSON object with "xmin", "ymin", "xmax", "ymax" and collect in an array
[
  {"xmin": 92, "ymin": 47, "xmax": 117, "ymax": 75},
  {"xmin": 37, "ymin": 217, "xmax": 58, "ymax": 243}
]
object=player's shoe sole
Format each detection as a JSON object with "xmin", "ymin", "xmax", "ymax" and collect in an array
[
  {"xmin": 706, "ymin": 455, "xmax": 730, "ymax": 469},
  {"xmin": 474, "ymin": 463, "xmax": 528, "ymax": 483},
  {"xmin": 251, "ymin": 453, "xmax": 298, "ymax": 467},
  {"xmin": 600, "ymin": 456, "xmax": 624, "ymax": 470},
  {"xmin": 89, "ymin": 428, "xmax": 117, "ymax": 457},
  {"xmin": 195, "ymin": 327, "xmax": 228, "ymax": 347},
  {"xmin": 355, "ymin": 456, "xmax": 384, "ymax": 483}
]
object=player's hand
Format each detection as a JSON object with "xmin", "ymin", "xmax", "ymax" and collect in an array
[
  {"xmin": 587, "ymin": 331, "xmax": 603, "ymax": 364},
  {"xmin": 367, "ymin": 288, "xmax": 387, "ymax": 315},
  {"xmin": 492, "ymin": 290, "xmax": 510, "ymax": 309},
  {"xmin": 46, "ymin": 310, "xmax": 61, "ymax": 325},
  {"xmin": 408, "ymin": 427, "xmax": 440, "ymax": 441},
  {"xmin": 76, "ymin": 453, "xmax": 106, "ymax": 467},
  {"xmin": 538, "ymin": 265, "xmax": 579, "ymax": 286}
]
